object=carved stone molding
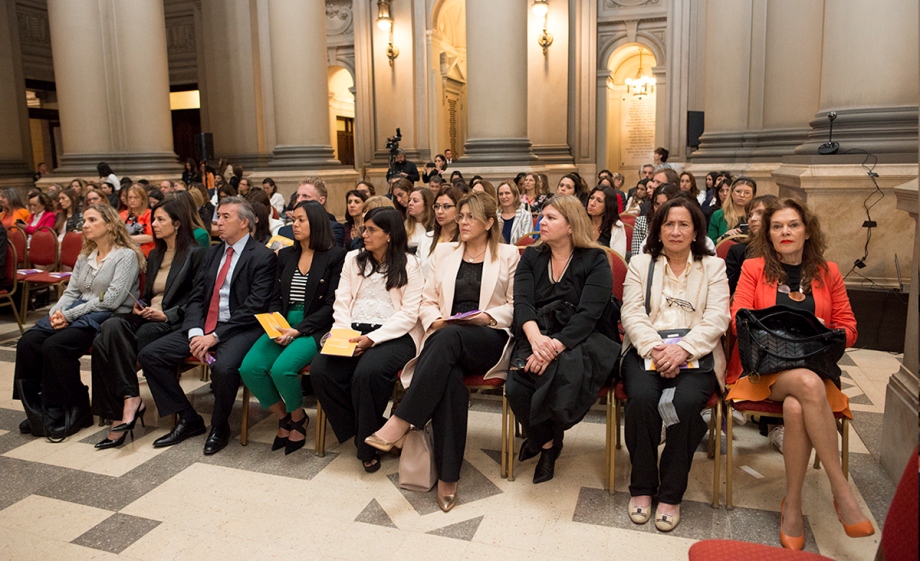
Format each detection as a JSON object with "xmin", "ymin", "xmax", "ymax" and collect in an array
[
  {"xmin": 165, "ymin": 14, "xmax": 196, "ymax": 86},
  {"xmin": 16, "ymin": 0, "xmax": 53, "ymax": 82},
  {"xmin": 604, "ymin": 0, "xmax": 661, "ymax": 8},
  {"xmin": 326, "ymin": 3, "xmax": 353, "ymax": 36}
]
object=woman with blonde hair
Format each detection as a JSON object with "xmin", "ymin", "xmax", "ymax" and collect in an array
[
  {"xmin": 405, "ymin": 187, "xmax": 434, "ymax": 250},
  {"xmin": 367, "ymin": 191, "xmax": 519, "ymax": 511},
  {"xmin": 708, "ymin": 177, "xmax": 756, "ymax": 243},
  {"xmin": 520, "ymin": 172, "xmax": 549, "ymax": 213},
  {"xmin": 14, "ymin": 204, "xmax": 144, "ymax": 440},
  {"xmin": 83, "ymin": 188, "xmax": 110, "ymax": 208},
  {"xmin": 497, "ymin": 180, "xmax": 532, "ymax": 244},
  {"xmin": 506, "ymin": 195, "xmax": 618, "ymax": 483},
  {"xmin": 120, "ymin": 184, "xmax": 155, "ymax": 256}
]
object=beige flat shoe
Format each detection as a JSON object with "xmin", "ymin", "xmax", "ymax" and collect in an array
[
  {"xmin": 655, "ymin": 507, "xmax": 680, "ymax": 532},
  {"xmin": 628, "ymin": 499, "xmax": 652, "ymax": 524}
]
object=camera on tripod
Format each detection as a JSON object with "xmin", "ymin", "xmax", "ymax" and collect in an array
[{"xmin": 386, "ymin": 128, "xmax": 402, "ymax": 155}]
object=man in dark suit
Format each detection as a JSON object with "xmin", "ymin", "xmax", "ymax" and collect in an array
[
  {"xmin": 277, "ymin": 177, "xmax": 344, "ymax": 247},
  {"xmin": 138, "ymin": 196, "xmax": 277, "ymax": 455}
]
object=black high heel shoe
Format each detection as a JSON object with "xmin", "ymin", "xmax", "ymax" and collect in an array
[
  {"xmin": 285, "ymin": 411, "xmax": 309, "ymax": 455},
  {"xmin": 272, "ymin": 413, "xmax": 292, "ymax": 452},
  {"xmin": 111, "ymin": 399, "xmax": 146, "ymax": 433},
  {"xmin": 95, "ymin": 429, "xmax": 133, "ymax": 450},
  {"xmin": 533, "ymin": 442, "xmax": 563, "ymax": 484}
]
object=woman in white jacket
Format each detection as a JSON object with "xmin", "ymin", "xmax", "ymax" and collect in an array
[{"xmin": 497, "ymin": 180, "xmax": 533, "ymax": 244}]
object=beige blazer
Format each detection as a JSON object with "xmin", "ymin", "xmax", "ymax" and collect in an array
[
  {"xmin": 330, "ymin": 250, "xmax": 425, "ymax": 352},
  {"xmin": 621, "ymin": 253, "xmax": 731, "ymax": 387},
  {"xmin": 400, "ymin": 242, "xmax": 520, "ymax": 387}
]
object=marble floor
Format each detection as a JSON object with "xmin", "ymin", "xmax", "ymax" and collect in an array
[{"xmin": 0, "ymin": 310, "xmax": 902, "ymax": 561}]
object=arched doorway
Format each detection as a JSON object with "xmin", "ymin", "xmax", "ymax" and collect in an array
[
  {"xmin": 603, "ymin": 44, "xmax": 658, "ymax": 177},
  {"xmin": 328, "ymin": 65, "xmax": 355, "ymax": 167},
  {"xmin": 431, "ymin": 0, "xmax": 467, "ymax": 158}
]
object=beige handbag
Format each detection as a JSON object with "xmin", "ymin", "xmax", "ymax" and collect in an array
[{"xmin": 398, "ymin": 422, "xmax": 437, "ymax": 491}]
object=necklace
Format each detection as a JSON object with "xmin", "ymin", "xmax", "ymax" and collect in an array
[
  {"xmin": 464, "ymin": 247, "xmax": 486, "ymax": 263},
  {"xmin": 778, "ymin": 284, "xmax": 806, "ymax": 302}
]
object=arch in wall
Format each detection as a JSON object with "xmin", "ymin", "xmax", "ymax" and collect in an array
[
  {"xmin": 597, "ymin": 40, "xmax": 661, "ymax": 178},
  {"xmin": 328, "ymin": 65, "xmax": 356, "ymax": 167},
  {"xmin": 430, "ymin": 0, "xmax": 467, "ymax": 158}
]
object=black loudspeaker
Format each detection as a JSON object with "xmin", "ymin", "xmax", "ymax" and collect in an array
[
  {"xmin": 195, "ymin": 133, "xmax": 214, "ymax": 162},
  {"xmin": 687, "ymin": 111, "xmax": 704, "ymax": 148}
]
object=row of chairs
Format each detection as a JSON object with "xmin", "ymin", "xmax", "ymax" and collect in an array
[{"xmin": 6, "ymin": 226, "xmax": 83, "ymax": 324}]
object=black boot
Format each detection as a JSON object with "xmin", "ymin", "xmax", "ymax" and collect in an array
[
  {"xmin": 15, "ymin": 379, "xmax": 46, "ymax": 437},
  {"xmin": 533, "ymin": 441, "xmax": 563, "ymax": 484}
]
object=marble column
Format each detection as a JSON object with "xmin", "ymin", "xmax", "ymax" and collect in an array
[
  {"xmin": 266, "ymin": 0, "xmax": 338, "ymax": 168},
  {"xmin": 795, "ymin": 0, "xmax": 919, "ymax": 157},
  {"xmin": 0, "ymin": 0, "xmax": 33, "ymax": 183},
  {"xmin": 460, "ymin": 0, "xmax": 536, "ymax": 165},
  {"xmin": 48, "ymin": 0, "xmax": 178, "ymax": 174}
]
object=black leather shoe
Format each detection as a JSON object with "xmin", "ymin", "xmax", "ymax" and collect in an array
[
  {"xmin": 533, "ymin": 444, "xmax": 562, "ymax": 485},
  {"xmin": 518, "ymin": 440, "xmax": 541, "ymax": 463},
  {"xmin": 152, "ymin": 416, "xmax": 206, "ymax": 448},
  {"xmin": 203, "ymin": 424, "xmax": 231, "ymax": 455}
]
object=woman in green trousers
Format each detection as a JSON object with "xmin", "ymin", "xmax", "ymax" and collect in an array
[{"xmin": 238, "ymin": 201, "xmax": 346, "ymax": 455}]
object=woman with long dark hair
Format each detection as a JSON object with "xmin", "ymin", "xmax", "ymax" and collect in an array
[
  {"xmin": 91, "ymin": 200, "xmax": 204, "ymax": 448},
  {"xmin": 586, "ymin": 186, "xmax": 626, "ymax": 256},
  {"xmin": 343, "ymin": 189, "xmax": 369, "ymax": 248},
  {"xmin": 0, "ymin": 189, "xmax": 30, "ymax": 229},
  {"xmin": 239, "ymin": 201, "xmax": 346, "ymax": 455},
  {"xmin": 556, "ymin": 173, "xmax": 590, "ymax": 205},
  {"xmin": 631, "ymin": 183, "xmax": 680, "ymax": 256},
  {"xmin": 182, "ymin": 158, "xmax": 199, "ymax": 185},
  {"xmin": 310, "ymin": 207, "xmax": 423, "ymax": 472},
  {"xmin": 366, "ymin": 192, "xmax": 519, "ymax": 511},
  {"xmin": 54, "ymin": 188, "xmax": 83, "ymax": 241}
]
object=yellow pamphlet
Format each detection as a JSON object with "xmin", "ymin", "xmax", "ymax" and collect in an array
[
  {"xmin": 255, "ymin": 312, "xmax": 291, "ymax": 339},
  {"xmin": 321, "ymin": 328, "xmax": 362, "ymax": 357},
  {"xmin": 266, "ymin": 235, "xmax": 294, "ymax": 251}
]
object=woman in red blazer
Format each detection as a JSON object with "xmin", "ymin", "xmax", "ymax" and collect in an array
[{"xmin": 728, "ymin": 198, "xmax": 872, "ymax": 550}]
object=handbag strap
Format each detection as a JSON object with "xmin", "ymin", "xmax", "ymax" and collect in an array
[{"xmin": 645, "ymin": 257, "xmax": 655, "ymax": 316}]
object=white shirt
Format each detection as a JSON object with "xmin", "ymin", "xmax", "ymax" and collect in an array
[{"xmin": 188, "ymin": 233, "xmax": 250, "ymax": 338}]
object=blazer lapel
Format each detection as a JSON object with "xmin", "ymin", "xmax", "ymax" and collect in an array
[
  {"xmin": 301, "ymin": 250, "xmax": 330, "ymax": 306},
  {"xmin": 440, "ymin": 244, "xmax": 463, "ymax": 314},
  {"xmin": 162, "ymin": 250, "xmax": 191, "ymax": 307},
  {"xmin": 686, "ymin": 259, "xmax": 705, "ymax": 319},
  {"xmin": 229, "ymin": 238, "xmax": 255, "ymax": 290},
  {"xmin": 479, "ymin": 245, "xmax": 500, "ymax": 311}
]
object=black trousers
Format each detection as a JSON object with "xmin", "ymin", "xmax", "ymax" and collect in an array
[
  {"xmin": 395, "ymin": 325, "xmax": 507, "ymax": 483},
  {"xmin": 622, "ymin": 349, "xmax": 717, "ymax": 504},
  {"xmin": 91, "ymin": 314, "xmax": 176, "ymax": 419},
  {"xmin": 14, "ymin": 324, "xmax": 96, "ymax": 407},
  {"xmin": 311, "ymin": 333, "xmax": 416, "ymax": 462},
  {"xmin": 505, "ymin": 369, "xmax": 565, "ymax": 450},
  {"xmin": 137, "ymin": 324, "xmax": 263, "ymax": 429}
]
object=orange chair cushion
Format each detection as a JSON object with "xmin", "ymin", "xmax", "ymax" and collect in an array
[{"xmin": 688, "ymin": 540, "xmax": 833, "ymax": 561}]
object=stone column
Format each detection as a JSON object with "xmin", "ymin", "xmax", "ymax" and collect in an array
[
  {"xmin": 460, "ymin": 0, "xmax": 536, "ymax": 165},
  {"xmin": 0, "ymin": 0, "xmax": 33, "ymax": 184},
  {"xmin": 795, "ymin": 0, "xmax": 919, "ymax": 156},
  {"xmin": 266, "ymin": 0, "xmax": 338, "ymax": 168},
  {"xmin": 48, "ymin": 0, "xmax": 178, "ymax": 174}
]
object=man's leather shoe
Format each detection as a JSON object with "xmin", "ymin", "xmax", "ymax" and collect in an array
[
  {"xmin": 203, "ymin": 424, "xmax": 231, "ymax": 455},
  {"xmin": 152, "ymin": 416, "xmax": 206, "ymax": 448}
]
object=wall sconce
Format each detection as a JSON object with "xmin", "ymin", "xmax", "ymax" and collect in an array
[
  {"xmin": 625, "ymin": 47, "xmax": 656, "ymax": 98},
  {"xmin": 532, "ymin": 1, "xmax": 553, "ymax": 56},
  {"xmin": 377, "ymin": 0, "xmax": 399, "ymax": 66}
]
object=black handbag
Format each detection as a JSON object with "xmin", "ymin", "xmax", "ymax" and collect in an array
[
  {"xmin": 643, "ymin": 258, "xmax": 714, "ymax": 372},
  {"xmin": 735, "ymin": 305, "xmax": 846, "ymax": 385}
]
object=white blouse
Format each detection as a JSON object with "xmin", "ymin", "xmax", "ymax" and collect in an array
[{"xmin": 351, "ymin": 271, "xmax": 397, "ymax": 326}]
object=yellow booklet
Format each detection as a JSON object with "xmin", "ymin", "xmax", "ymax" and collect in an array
[
  {"xmin": 266, "ymin": 235, "xmax": 294, "ymax": 251},
  {"xmin": 255, "ymin": 312, "xmax": 291, "ymax": 339},
  {"xmin": 321, "ymin": 328, "xmax": 362, "ymax": 357}
]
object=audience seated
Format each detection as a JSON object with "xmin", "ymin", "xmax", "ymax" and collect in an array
[
  {"xmin": 311, "ymin": 207, "xmax": 423, "ymax": 472},
  {"xmin": 54, "ymin": 188, "xmax": 83, "ymax": 241},
  {"xmin": 620, "ymin": 197, "xmax": 730, "ymax": 533},
  {"xmin": 390, "ymin": 178, "xmax": 412, "ymax": 219},
  {"xmin": 23, "ymin": 191, "xmax": 56, "ymax": 235},
  {"xmin": 631, "ymin": 183, "xmax": 680, "ymax": 256},
  {"xmin": 405, "ymin": 187, "xmax": 434, "ymax": 253},
  {"xmin": 343, "ymin": 189, "xmax": 369, "ymax": 248},
  {"xmin": 14, "ymin": 205, "xmax": 144, "ymax": 440},
  {"xmin": 91, "ymin": 200, "xmax": 204, "ymax": 449},
  {"xmin": 623, "ymin": 179, "xmax": 649, "ymax": 216},
  {"xmin": 169, "ymin": 190, "xmax": 212, "ymax": 249},
  {"xmin": 555, "ymin": 173, "xmax": 590, "ymax": 206},
  {"xmin": 421, "ymin": 185, "xmax": 463, "ymax": 277},
  {"xmin": 497, "ymin": 180, "xmax": 532, "ymax": 244},
  {"xmin": 727, "ymin": 198, "xmax": 872, "ymax": 549},
  {"xmin": 0, "ymin": 188, "xmax": 31, "ymax": 230},
  {"xmin": 277, "ymin": 178, "xmax": 345, "ymax": 248},
  {"xmin": 137, "ymin": 197, "xmax": 276, "ymax": 456},
  {"xmin": 239, "ymin": 201, "xmax": 346, "ymax": 455},
  {"xmin": 708, "ymin": 177, "xmax": 756, "ymax": 243},
  {"xmin": 506, "ymin": 195, "xmax": 618, "ymax": 484},
  {"xmin": 520, "ymin": 172, "xmax": 549, "ymax": 213},
  {"xmin": 586, "ymin": 186, "xmax": 627, "ymax": 256},
  {"xmin": 121, "ymin": 185, "xmax": 155, "ymax": 257},
  {"xmin": 725, "ymin": 194, "xmax": 777, "ymax": 293},
  {"xmin": 367, "ymin": 192, "xmax": 519, "ymax": 512}
]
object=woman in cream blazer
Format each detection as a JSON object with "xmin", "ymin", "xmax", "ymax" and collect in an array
[
  {"xmin": 619, "ymin": 197, "xmax": 730, "ymax": 533},
  {"xmin": 366, "ymin": 192, "xmax": 519, "ymax": 513}
]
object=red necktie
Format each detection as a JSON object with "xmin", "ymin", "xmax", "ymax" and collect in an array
[{"xmin": 204, "ymin": 247, "xmax": 234, "ymax": 333}]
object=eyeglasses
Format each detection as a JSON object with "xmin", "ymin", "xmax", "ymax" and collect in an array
[
  {"xmin": 432, "ymin": 203, "xmax": 455, "ymax": 211},
  {"xmin": 665, "ymin": 296, "xmax": 696, "ymax": 312},
  {"xmin": 454, "ymin": 213, "xmax": 477, "ymax": 224}
]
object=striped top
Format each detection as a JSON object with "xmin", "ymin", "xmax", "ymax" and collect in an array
[{"xmin": 289, "ymin": 268, "xmax": 309, "ymax": 304}]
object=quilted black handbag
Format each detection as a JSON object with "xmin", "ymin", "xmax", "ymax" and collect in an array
[{"xmin": 735, "ymin": 305, "xmax": 847, "ymax": 385}]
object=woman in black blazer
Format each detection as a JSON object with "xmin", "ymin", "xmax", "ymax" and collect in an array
[
  {"xmin": 91, "ymin": 200, "xmax": 205, "ymax": 448},
  {"xmin": 239, "ymin": 201, "xmax": 346, "ymax": 455}
]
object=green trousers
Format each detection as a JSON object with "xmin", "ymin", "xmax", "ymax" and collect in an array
[{"xmin": 238, "ymin": 307, "xmax": 318, "ymax": 413}]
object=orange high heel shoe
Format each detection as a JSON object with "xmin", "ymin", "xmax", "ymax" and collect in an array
[
  {"xmin": 779, "ymin": 498, "xmax": 805, "ymax": 550},
  {"xmin": 834, "ymin": 500, "xmax": 875, "ymax": 538}
]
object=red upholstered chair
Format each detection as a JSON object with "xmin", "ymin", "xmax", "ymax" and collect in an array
[
  {"xmin": 623, "ymin": 223, "xmax": 634, "ymax": 255},
  {"xmin": 613, "ymin": 381, "xmax": 722, "ymax": 505},
  {"xmin": 7, "ymin": 226, "xmax": 27, "ymax": 271},
  {"xmin": 58, "ymin": 231, "xmax": 84, "ymax": 270},
  {"xmin": 514, "ymin": 231, "xmax": 539, "ymax": 247},
  {"xmin": 725, "ymin": 398, "xmax": 850, "ymax": 509},
  {"xmin": 19, "ymin": 227, "xmax": 62, "ymax": 316},
  {"xmin": 688, "ymin": 540, "xmax": 834, "ymax": 561},
  {"xmin": 605, "ymin": 249, "xmax": 627, "ymax": 301},
  {"xmin": 619, "ymin": 214, "xmax": 636, "ymax": 229},
  {"xmin": 0, "ymin": 240, "xmax": 25, "ymax": 333},
  {"xmin": 715, "ymin": 236, "xmax": 744, "ymax": 260}
]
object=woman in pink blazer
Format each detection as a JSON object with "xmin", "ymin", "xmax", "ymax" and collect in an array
[
  {"xmin": 310, "ymin": 208, "xmax": 424, "ymax": 473},
  {"xmin": 22, "ymin": 191, "xmax": 56, "ymax": 235},
  {"xmin": 366, "ymin": 192, "xmax": 519, "ymax": 513}
]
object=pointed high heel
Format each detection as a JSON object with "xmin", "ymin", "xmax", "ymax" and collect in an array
[
  {"xmin": 437, "ymin": 490, "xmax": 458, "ymax": 512},
  {"xmin": 95, "ymin": 429, "xmax": 133, "ymax": 450},
  {"xmin": 284, "ymin": 411, "xmax": 309, "ymax": 456},
  {"xmin": 834, "ymin": 500, "xmax": 875, "ymax": 538},
  {"xmin": 364, "ymin": 430, "xmax": 408, "ymax": 453},
  {"xmin": 272, "ymin": 413, "xmax": 292, "ymax": 452},
  {"xmin": 111, "ymin": 399, "xmax": 146, "ymax": 433},
  {"xmin": 779, "ymin": 498, "xmax": 805, "ymax": 550}
]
